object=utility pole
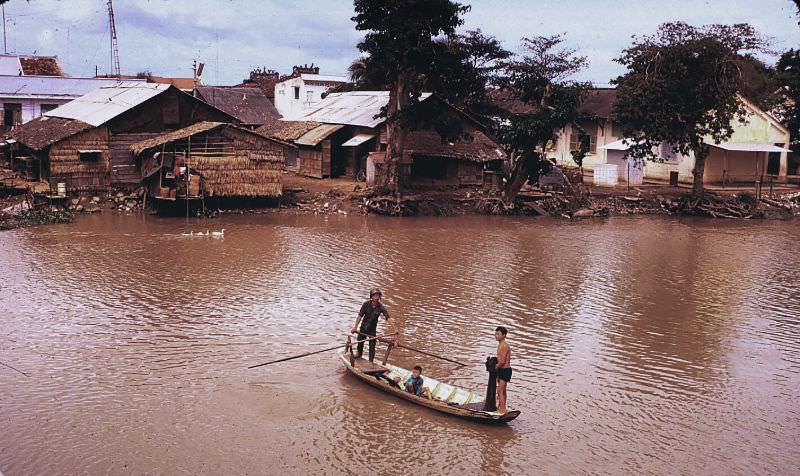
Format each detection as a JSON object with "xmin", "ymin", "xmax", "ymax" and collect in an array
[
  {"xmin": 107, "ymin": 0, "xmax": 121, "ymax": 76},
  {"xmin": 3, "ymin": 5, "xmax": 8, "ymax": 55}
]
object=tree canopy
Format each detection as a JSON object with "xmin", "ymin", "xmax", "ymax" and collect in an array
[
  {"xmin": 351, "ymin": 0, "xmax": 470, "ymax": 192},
  {"xmin": 493, "ymin": 35, "xmax": 591, "ymax": 201},
  {"xmin": 612, "ymin": 22, "xmax": 771, "ymax": 195},
  {"xmin": 776, "ymin": 48, "xmax": 800, "ymax": 152}
]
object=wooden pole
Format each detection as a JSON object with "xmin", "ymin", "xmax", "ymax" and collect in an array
[
  {"xmin": 0, "ymin": 361, "xmax": 29, "ymax": 377},
  {"xmin": 395, "ymin": 343, "xmax": 467, "ymax": 367},
  {"xmin": 248, "ymin": 332, "xmax": 398, "ymax": 369}
]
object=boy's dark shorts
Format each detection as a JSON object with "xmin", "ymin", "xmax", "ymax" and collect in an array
[{"xmin": 497, "ymin": 367, "xmax": 513, "ymax": 382}]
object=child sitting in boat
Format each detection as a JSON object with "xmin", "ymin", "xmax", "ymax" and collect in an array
[{"xmin": 394, "ymin": 365, "xmax": 432, "ymax": 399}]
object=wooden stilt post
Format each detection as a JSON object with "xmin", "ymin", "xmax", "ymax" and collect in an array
[{"xmin": 346, "ymin": 335, "xmax": 355, "ymax": 366}]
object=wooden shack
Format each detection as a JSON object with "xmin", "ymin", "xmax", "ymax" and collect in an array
[
  {"xmin": 256, "ymin": 120, "xmax": 352, "ymax": 178},
  {"xmin": 278, "ymin": 91, "xmax": 506, "ymax": 187},
  {"xmin": 9, "ymin": 82, "xmax": 234, "ymax": 192},
  {"xmin": 131, "ymin": 122, "xmax": 285, "ymax": 211}
]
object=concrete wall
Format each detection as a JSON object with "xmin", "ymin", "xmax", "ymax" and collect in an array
[
  {"xmin": 0, "ymin": 97, "xmax": 71, "ymax": 126},
  {"xmin": 549, "ymin": 98, "xmax": 791, "ymax": 185},
  {"xmin": 548, "ymin": 119, "xmax": 620, "ymax": 169},
  {"xmin": 274, "ymin": 77, "xmax": 343, "ymax": 119}
]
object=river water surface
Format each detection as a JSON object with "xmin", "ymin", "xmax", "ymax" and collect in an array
[{"xmin": 1, "ymin": 213, "xmax": 799, "ymax": 475}]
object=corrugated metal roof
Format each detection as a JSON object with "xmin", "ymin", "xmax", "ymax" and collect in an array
[
  {"xmin": 0, "ymin": 55, "xmax": 22, "ymax": 75},
  {"xmin": 341, "ymin": 133, "xmax": 375, "ymax": 147},
  {"xmin": 0, "ymin": 76, "xmax": 134, "ymax": 98},
  {"xmin": 706, "ymin": 142, "xmax": 791, "ymax": 153},
  {"xmin": 44, "ymin": 81, "xmax": 171, "ymax": 127},
  {"xmin": 295, "ymin": 123, "xmax": 344, "ymax": 146},
  {"xmin": 300, "ymin": 91, "xmax": 432, "ymax": 128}
]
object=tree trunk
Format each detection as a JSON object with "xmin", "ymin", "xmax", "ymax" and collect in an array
[
  {"xmin": 691, "ymin": 144, "xmax": 709, "ymax": 196},
  {"xmin": 381, "ymin": 71, "xmax": 411, "ymax": 196},
  {"xmin": 502, "ymin": 150, "xmax": 538, "ymax": 204}
]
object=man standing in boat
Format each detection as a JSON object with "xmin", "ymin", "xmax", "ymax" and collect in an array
[
  {"xmin": 352, "ymin": 288, "xmax": 390, "ymax": 362},
  {"xmin": 495, "ymin": 326, "xmax": 512, "ymax": 414}
]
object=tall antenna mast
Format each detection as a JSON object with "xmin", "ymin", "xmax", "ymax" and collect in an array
[
  {"xmin": 3, "ymin": 5, "xmax": 8, "ymax": 55},
  {"xmin": 107, "ymin": 0, "xmax": 121, "ymax": 76}
]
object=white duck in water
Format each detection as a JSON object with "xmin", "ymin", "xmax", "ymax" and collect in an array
[{"xmin": 210, "ymin": 229, "xmax": 225, "ymax": 238}]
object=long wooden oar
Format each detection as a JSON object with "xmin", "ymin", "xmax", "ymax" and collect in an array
[
  {"xmin": 0, "ymin": 361, "xmax": 29, "ymax": 377},
  {"xmin": 395, "ymin": 342, "xmax": 467, "ymax": 367},
  {"xmin": 248, "ymin": 332, "xmax": 397, "ymax": 369}
]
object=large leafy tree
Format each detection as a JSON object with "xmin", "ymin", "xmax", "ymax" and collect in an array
[
  {"xmin": 494, "ymin": 35, "xmax": 590, "ymax": 202},
  {"xmin": 776, "ymin": 49, "xmax": 800, "ymax": 152},
  {"xmin": 429, "ymin": 29, "xmax": 512, "ymax": 119},
  {"xmin": 337, "ymin": 29, "xmax": 510, "ymax": 121},
  {"xmin": 613, "ymin": 22, "xmax": 771, "ymax": 196},
  {"xmin": 352, "ymin": 0, "xmax": 469, "ymax": 194}
]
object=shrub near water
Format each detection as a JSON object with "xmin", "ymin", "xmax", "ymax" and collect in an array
[
  {"xmin": 0, "ymin": 209, "xmax": 73, "ymax": 230},
  {"xmin": 737, "ymin": 192, "xmax": 757, "ymax": 204}
]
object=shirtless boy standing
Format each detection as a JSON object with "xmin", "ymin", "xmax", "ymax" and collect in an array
[{"xmin": 495, "ymin": 326, "xmax": 512, "ymax": 414}]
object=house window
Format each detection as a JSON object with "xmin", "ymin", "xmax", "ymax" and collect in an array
[
  {"xmin": 569, "ymin": 128, "xmax": 597, "ymax": 155},
  {"xmin": 79, "ymin": 150, "xmax": 102, "ymax": 162},
  {"xmin": 294, "ymin": 87, "xmax": 300, "ymax": 100},
  {"xmin": 40, "ymin": 104, "xmax": 58, "ymax": 116},
  {"xmin": 3, "ymin": 103, "xmax": 22, "ymax": 128}
]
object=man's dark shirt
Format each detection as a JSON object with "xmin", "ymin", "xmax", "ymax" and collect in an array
[{"xmin": 359, "ymin": 300, "xmax": 389, "ymax": 331}]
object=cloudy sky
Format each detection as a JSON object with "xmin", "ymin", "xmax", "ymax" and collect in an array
[{"xmin": 2, "ymin": 0, "xmax": 799, "ymax": 86}]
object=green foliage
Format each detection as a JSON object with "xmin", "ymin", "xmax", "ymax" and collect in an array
[
  {"xmin": 495, "ymin": 35, "xmax": 590, "ymax": 158},
  {"xmin": 612, "ymin": 22, "xmax": 771, "ymax": 193},
  {"xmin": 429, "ymin": 29, "xmax": 512, "ymax": 117},
  {"xmin": 737, "ymin": 191, "xmax": 756, "ymax": 204},
  {"xmin": 493, "ymin": 35, "xmax": 591, "ymax": 198},
  {"xmin": 352, "ymin": 0, "xmax": 469, "ymax": 100},
  {"xmin": 735, "ymin": 55, "xmax": 781, "ymax": 112},
  {"xmin": 777, "ymin": 49, "xmax": 800, "ymax": 152},
  {"xmin": 351, "ymin": 0, "xmax": 470, "ymax": 190}
]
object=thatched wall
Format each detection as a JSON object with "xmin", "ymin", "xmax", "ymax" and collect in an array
[
  {"xmin": 199, "ymin": 126, "xmax": 283, "ymax": 197},
  {"xmin": 48, "ymin": 126, "xmax": 110, "ymax": 191},
  {"xmin": 137, "ymin": 124, "xmax": 284, "ymax": 197}
]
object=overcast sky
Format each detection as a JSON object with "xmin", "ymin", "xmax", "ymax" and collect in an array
[{"xmin": 2, "ymin": 0, "xmax": 799, "ymax": 86}]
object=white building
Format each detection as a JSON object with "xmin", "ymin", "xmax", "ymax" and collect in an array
[
  {"xmin": 545, "ymin": 90, "xmax": 792, "ymax": 185},
  {"xmin": 274, "ymin": 69, "xmax": 347, "ymax": 120},
  {"xmin": 0, "ymin": 76, "xmax": 132, "ymax": 130}
]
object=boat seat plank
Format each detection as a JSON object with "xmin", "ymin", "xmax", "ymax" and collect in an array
[{"xmin": 351, "ymin": 358, "xmax": 389, "ymax": 374}]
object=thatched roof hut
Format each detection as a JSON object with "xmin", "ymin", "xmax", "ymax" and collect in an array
[{"xmin": 131, "ymin": 122, "xmax": 285, "ymax": 198}]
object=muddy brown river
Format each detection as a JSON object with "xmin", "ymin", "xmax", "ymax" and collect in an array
[{"xmin": 1, "ymin": 213, "xmax": 799, "ymax": 475}]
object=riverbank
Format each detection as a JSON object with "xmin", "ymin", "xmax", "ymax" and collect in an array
[
  {"xmin": 277, "ymin": 174, "xmax": 800, "ymax": 220},
  {"xmin": 3, "ymin": 174, "xmax": 799, "ymax": 230}
]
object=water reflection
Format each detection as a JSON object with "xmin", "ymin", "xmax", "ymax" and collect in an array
[{"xmin": 1, "ymin": 214, "xmax": 799, "ymax": 475}]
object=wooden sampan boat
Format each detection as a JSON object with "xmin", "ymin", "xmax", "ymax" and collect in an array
[{"xmin": 338, "ymin": 337, "xmax": 521, "ymax": 423}]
